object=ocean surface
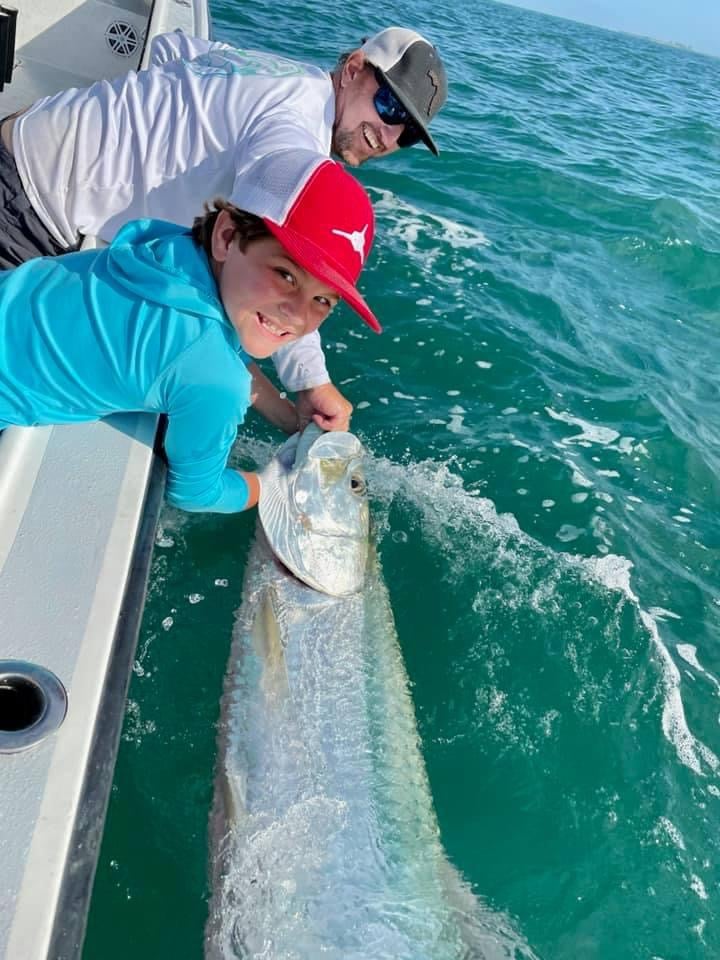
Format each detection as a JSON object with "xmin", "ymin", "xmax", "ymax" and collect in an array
[{"xmin": 84, "ymin": 1, "xmax": 720, "ymax": 957}]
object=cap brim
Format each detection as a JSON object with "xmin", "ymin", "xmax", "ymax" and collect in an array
[
  {"xmin": 375, "ymin": 68, "xmax": 440, "ymax": 156},
  {"xmin": 263, "ymin": 220, "xmax": 382, "ymax": 333}
]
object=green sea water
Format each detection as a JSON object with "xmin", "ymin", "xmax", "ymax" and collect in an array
[{"xmin": 84, "ymin": 1, "xmax": 720, "ymax": 957}]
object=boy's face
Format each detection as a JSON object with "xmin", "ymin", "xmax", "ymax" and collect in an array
[{"xmin": 212, "ymin": 212, "xmax": 340, "ymax": 359}]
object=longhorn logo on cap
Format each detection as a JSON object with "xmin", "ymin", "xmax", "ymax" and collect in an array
[{"xmin": 331, "ymin": 225, "xmax": 369, "ymax": 264}]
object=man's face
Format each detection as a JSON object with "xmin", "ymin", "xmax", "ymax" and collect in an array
[
  {"xmin": 211, "ymin": 213, "xmax": 339, "ymax": 359},
  {"xmin": 332, "ymin": 54, "xmax": 406, "ymax": 167}
]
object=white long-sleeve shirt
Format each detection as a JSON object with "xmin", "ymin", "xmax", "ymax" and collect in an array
[{"xmin": 13, "ymin": 31, "xmax": 333, "ymax": 389}]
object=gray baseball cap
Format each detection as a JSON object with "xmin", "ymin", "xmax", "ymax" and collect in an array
[{"xmin": 361, "ymin": 27, "xmax": 448, "ymax": 155}]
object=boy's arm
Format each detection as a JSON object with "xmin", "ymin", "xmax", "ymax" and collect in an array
[
  {"xmin": 247, "ymin": 362, "xmax": 298, "ymax": 435},
  {"xmin": 238, "ymin": 470, "xmax": 260, "ymax": 509},
  {"xmin": 163, "ymin": 391, "xmax": 253, "ymax": 513},
  {"xmin": 161, "ymin": 351, "xmax": 256, "ymax": 511}
]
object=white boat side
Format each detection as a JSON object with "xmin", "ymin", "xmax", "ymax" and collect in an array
[{"xmin": 0, "ymin": 2, "xmax": 210, "ymax": 958}]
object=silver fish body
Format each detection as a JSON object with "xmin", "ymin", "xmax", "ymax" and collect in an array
[{"xmin": 206, "ymin": 429, "xmax": 534, "ymax": 960}]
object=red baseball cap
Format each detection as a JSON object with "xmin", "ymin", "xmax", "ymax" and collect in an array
[{"xmin": 230, "ymin": 149, "xmax": 381, "ymax": 333}]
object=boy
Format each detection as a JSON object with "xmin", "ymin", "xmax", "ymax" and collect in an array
[{"xmin": 0, "ymin": 149, "xmax": 380, "ymax": 513}]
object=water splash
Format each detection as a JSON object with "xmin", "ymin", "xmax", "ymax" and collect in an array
[{"xmin": 360, "ymin": 446, "xmax": 719, "ymax": 781}]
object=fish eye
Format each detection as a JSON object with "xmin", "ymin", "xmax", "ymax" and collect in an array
[{"xmin": 350, "ymin": 474, "xmax": 366, "ymax": 496}]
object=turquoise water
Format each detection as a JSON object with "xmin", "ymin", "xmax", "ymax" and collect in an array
[{"xmin": 84, "ymin": 1, "xmax": 720, "ymax": 957}]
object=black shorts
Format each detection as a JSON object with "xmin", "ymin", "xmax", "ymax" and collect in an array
[{"xmin": 0, "ymin": 129, "xmax": 73, "ymax": 268}]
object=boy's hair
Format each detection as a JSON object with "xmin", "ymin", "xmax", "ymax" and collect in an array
[{"xmin": 191, "ymin": 198, "xmax": 271, "ymax": 256}]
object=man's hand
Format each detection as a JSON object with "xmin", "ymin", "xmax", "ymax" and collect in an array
[
  {"xmin": 248, "ymin": 362, "xmax": 299, "ymax": 435},
  {"xmin": 296, "ymin": 383, "xmax": 353, "ymax": 432}
]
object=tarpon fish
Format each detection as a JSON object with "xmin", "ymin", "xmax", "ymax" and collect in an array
[{"xmin": 205, "ymin": 426, "xmax": 535, "ymax": 960}]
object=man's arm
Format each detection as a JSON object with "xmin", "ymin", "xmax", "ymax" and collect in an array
[
  {"xmin": 247, "ymin": 362, "xmax": 298, "ymax": 434},
  {"xmin": 295, "ymin": 383, "xmax": 353, "ymax": 432},
  {"xmin": 148, "ymin": 30, "xmax": 232, "ymax": 67},
  {"xmin": 271, "ymin": 331, "xmax": 353, "ymax": 431},
  {"xmin": 271, "ymin": 329, "xmax": 328, "ymax": 392}
]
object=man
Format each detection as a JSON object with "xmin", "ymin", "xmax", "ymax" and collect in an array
[{"xmin": 0, "ymin": 26, "xmax": 447, "ymax": 430}]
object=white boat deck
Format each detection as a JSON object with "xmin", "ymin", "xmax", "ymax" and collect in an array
[
  {"xmin": 0, "ymin": 1, "xmax": 210, "ymax": 957},
  {"xmin": 2, "ymin": 0, "xmax": 151, "ymax": 112}
]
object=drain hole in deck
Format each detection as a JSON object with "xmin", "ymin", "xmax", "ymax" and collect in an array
[{"xmin": 0, "ymin": 676, "xmax": 46, "ymax": 731}]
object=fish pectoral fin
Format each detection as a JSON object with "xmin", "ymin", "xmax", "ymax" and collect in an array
[{"xmin": 251, "ymin": 590, "xmax": 291, "ymax": 700}]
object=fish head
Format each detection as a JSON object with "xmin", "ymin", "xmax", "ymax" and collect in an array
[{"xmin": 259, "ymin": 425, "xmax": 369, "ymax": 597}]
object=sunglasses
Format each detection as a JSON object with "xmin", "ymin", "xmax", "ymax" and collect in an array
[{"xmin": 373, "ymin": 68, "xmax": 423, "ymax": 148}]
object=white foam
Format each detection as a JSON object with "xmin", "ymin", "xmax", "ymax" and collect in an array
[
  {"xmin": 677, "ymin": 644, "xmax": 701, "ymax": 668},
  {"xmin": 547, "ymin": 410, "xmax": 649, "ymax": 460},
  {"xmin": 649, "ymin": 607, "xmax": 681, "ymax": 621},
  {"xmin": 639, "ymin": 608, "xmax": 718, "ymax": 776},
  {"xmin": 560, "ymin": 458, "xmax": 595, "ymax": 489},
  {"xmin": 122, "ymin": 699, "xmax": 157, "ymax": 744},
  {"xmin": 447, "ymin": 411, "xmax": 468, "ymax": 435},
  {"xmin": 571, "ymin": 561, "xmax": 719, "ymax": 778},
  {"xmin": 655, "ymin": 816, "xmax": 686, "ymax": 850},
  {"xmin": 677, "ymin": 644, "xmax": 720, "ymax": 695},
  {"xmin": 546, "ymin": 407, "xmax": 620, "ymax": 446},
  {"xmin": 690, "ymin": 875, "xmax": 708, "ymax": 900},
  {"xmin": 371, "ymin": 187, "xmax": 491, "ymax": 250},
  {"xmin": 555, "ymin": 524, "xmax": 583, "ymax": 543}
]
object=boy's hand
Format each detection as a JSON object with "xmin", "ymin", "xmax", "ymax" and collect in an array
[{"xmin": 296, "ymin": 383, "xmax": 352, "ymax": 432}]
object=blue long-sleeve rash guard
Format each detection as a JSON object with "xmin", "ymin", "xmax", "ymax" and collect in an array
[{"xmin": 0, "ymin": 219, "xmax": 253, "ymax": 512}]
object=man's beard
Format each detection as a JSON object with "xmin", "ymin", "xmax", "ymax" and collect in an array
[{"xmin": 331, "ymin": 128, "xmax": 362, "ymax": 167}]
